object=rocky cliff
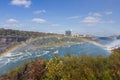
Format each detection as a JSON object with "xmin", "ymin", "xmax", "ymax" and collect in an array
[
  {"xmin": 0, "ymin": 28, "xmax": 59, "ymax": 54},
  {"xmin": 0, "ymin": 37, "xmax": 29, "ymax": 54}
]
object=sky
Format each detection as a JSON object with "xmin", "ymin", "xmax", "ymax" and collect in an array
[{"xmin": 0, "ymin": 0, "xmax": 120, "ymax": 36}]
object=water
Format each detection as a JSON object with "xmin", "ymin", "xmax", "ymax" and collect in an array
[
  {"xmin": 96, "ymin": 37, "xmax": 120, "ymax": 50},
  {"xmin": 0, "ymin": 42, "xmax": 110, "ymax": 74},
  {"xmin": 105, "ymin": 40, "xmax": 120, "ymax": 50}
]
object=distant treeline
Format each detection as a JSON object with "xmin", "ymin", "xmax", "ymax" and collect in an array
[
  {"xmin": 0, "ymin": 49, "xmax": 120, "ymax": 80},
  {"xmin": 0, "ymin": 28, "xmax": 60, "ymax": 37}
]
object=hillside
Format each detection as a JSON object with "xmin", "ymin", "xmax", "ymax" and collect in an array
[{"xmin": 0, "ymin": 28, "xmax": 60, "ymax": 54}]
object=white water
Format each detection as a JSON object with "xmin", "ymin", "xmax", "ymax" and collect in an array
[{"xmin": 105, "ymin": 40, "xmax": 120, "ymax": 50}]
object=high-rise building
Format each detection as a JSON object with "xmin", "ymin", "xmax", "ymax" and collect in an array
[{"xmin": 65, "ymin": 30, "xmax": 72, "ymax": 36}]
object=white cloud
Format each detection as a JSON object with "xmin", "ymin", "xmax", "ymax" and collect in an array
[
  {"xmin": 67, "ymin": 16, "xmax": 80, "ymax": 19},
  {"xmin": 3, "ymin": 23, "xmax": 21, "ymax": 28},
  {"xmin": 0, "ymin": 19, "xmax": 23, "ymax": 29},
  {"xmin": 51, "ymin": 24, "xmax": 60, "ymax": 27},
  {"xmin": 32, "ymin": 18, "xmax": 47, "ymax": 24},
  {"xmin": 88, "ymin": 12, "xmax": 102, "ymax": 17},
  {"xmin": 6, "ymin": 18, "xmax": 18, "ymax": 23},
  {"xmin": 93, "ymin": 13, "xmax": 102, "ymax": 17},
  {"xmin": 81, "ymin": 11, "xmax": 114, "ymax": 26},
  {"xmin": 81, "ymin": 16, "xmax": 101, "ymax": 26},
  {"xmin": 81, "ymin": 16, "xmax": 102, "ymax": 26},
  {"xmin": 105, "ymin": 11, "xmax": 113, "ymax": 15},
  {"xmin": 11, "ymin": 0, "xmax": 31, "ymax": 8},
  {"xmin": 34, "ymin": 10, "xmax": 46, "ymax": 14},
  {"xmin": 81, "ymin": 16, "xmax": 115, "ymax": 26}
]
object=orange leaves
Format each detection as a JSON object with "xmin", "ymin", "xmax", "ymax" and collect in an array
[{"xmin": 28, "ymin": 59, "xmax": 46, "ymax": 80}]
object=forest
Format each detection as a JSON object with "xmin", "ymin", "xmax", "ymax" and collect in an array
[{"xmin": 0, "ymin": 28, "xmax": 59, "ymax": 37}]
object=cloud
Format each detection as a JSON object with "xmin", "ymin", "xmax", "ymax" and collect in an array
[
  {"xmin": 51, "ymin": 24, "xmax": 60, "ymax": 27},
  {"xmin": 81, "ymin": 16, "xmax": 114, "ymax": 26},
  {"xmin": 32, "ymin": 18, "xmax": 47, "ymax": 24},
  {"xmin": 11, "ymin": 0, "xmax": 31, "ymax": 8},
  {"xmin": 105, "ymin": 11, "xmax": 113, "ymax": 15},
  {"xmin": 93, "ymin": 13, "xmax": 102, "ymax": 17},
  {"xmin": 67, "ymin": 16, "xmax": 80, "ymax": 19},
  {"xmin": 81, "ymin": 16, "xmax": 101, "ymax": 26},
  {"xmin": 3, "ymin": 23, "xmax": 21, "ymax": 28},
  {"xmin": 33, "ymin": 10, "xmax": 46, "ymax": 14},
  {"xmin": 81, "ymin": 11, "xmax": 114, "ymax": 26},
  {"xmin": 0, "ymin": 18, "xmax": 23, "ymax": 29},
  {"xmin": 88, "ymin": 12, "xmax": 102, "ymax": 17},
  {"xmin": 6, "ymin": 18, "xmax": 18, "ymax": 23}
]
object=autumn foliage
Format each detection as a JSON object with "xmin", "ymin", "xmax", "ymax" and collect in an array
[{"xmin": 0, "ymin": 49, "xmax": 120, "ymax": 80}]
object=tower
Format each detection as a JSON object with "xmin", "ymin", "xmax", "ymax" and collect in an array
[{"xmin": 65, "ymin": 30, "xmax": 72, "ymax": 36}]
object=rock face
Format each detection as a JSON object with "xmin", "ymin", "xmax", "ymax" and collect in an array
[
  {"xmin": 0, "ymin": 37, "xmax": 29, "ymax": 54},
  {"xmin": 0, "ymin": 28, "xmax": 63, "ymax": 54}
]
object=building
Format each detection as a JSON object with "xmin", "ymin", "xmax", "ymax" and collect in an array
[
  {"xmin": 73, "ymin": 33, "xmax": 80, "ymax": 37},
  {"xmin": 65, "ymin": 30, "xmax": 72, "ymax": 36}
]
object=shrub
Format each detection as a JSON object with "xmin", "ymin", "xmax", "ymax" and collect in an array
[{"xmin": 3, "ymin": 49, "xmax": 120, "ymax": 80}]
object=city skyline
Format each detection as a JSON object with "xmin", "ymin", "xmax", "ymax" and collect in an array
[{"xmin": 0, "ymin": 0, "xmax": 120, "ymax": 36}]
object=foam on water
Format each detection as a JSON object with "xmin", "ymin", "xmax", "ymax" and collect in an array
[{"xmin": 105, "ymin": 40, "xmax": 120, "ymax": 50}]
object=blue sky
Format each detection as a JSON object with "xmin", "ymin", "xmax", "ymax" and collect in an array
[{"xmin": 0, "ymin": 0, "xmax": 120, "ymax": 36}]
